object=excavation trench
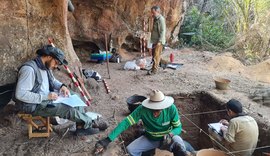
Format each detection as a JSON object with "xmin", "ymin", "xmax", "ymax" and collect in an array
[{"xmin": 121, "ymin": 92, "xmax": 270, "ymax": 156}]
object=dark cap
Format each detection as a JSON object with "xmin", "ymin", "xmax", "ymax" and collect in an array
[
  {"xmin": 226, "ymin": 99, "xmax": 243, "ymax": 114},
  {"xmin": 36, "ymin": 45, "xmax": 68, "ymax": 65}
]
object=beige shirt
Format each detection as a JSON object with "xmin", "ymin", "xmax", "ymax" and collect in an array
[{"xmin": 223, "ymin": 116, "xmax": 259, "ymax": 156}]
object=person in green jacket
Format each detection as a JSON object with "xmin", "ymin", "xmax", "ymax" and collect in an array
[
  {"xmin": 148, "ymin": 6, "xmax": 169, "ymax": 75},
  {"xmin": 95, "ymin": 90, "xmax": 194, "ymax": 156}
]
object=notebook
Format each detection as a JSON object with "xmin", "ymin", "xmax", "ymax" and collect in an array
[{"xmin": 208, "ymin": 122, "xmax": 226, "ymax": 136}]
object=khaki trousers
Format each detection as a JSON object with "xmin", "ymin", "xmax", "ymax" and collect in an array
[{"xmin": 152, "ymin": 44, "xmax": 168, "ymax": 72}]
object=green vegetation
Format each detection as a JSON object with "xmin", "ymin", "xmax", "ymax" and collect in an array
[
  {"xmin": 179, "ymin": 0, "xmax": 270, "ymax": 61},
  {"xmin": 179, "ymin": 6, "xmax": 235, "ymax": 51}
]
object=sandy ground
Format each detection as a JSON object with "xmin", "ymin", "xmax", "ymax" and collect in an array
[{"xmin": 0, "ymin": 48, "xmax": 270, "ymax": 156}]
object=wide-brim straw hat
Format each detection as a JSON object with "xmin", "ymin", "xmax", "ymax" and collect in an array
[{"xmin": 142, "ymin": 90, "xmax": 174, "ymax": 110}]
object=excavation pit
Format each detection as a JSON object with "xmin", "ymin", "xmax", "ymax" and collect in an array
[{"xmin": 121, "ymin": 92, "xmax": 270, "ymax": 156}]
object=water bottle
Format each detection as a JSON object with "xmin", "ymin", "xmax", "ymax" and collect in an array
[{"xmin": 170, "ymin": 53, "xmax": 174, "ymax": 63}]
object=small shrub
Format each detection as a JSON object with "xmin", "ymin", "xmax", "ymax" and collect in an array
[{"xmin": 179, "ymin": 6, "xmax": 235, "ymax": 51}]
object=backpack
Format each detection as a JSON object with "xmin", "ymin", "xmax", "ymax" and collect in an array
[
  {"xmin": 0, "ymin": 83, "xmax": 16, "ymax": 110},
  {"xmin": 109, "ymin": 53, "xmax": 122, "ymax": 63}
]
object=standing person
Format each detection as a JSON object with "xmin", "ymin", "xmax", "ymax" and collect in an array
[
  {"xmin": 15, "ymin": 45, "xmax": 108, "ymax": 135},
  {"xmin": 148, "ymin": 6, "xmax": 168, "ymax": 75},
  {"xmin": 209, "ymin": 99, "xmax": 259, "ymax": 156},
  {"xmin": 95, "ymin": 90, "xmax": 195, "ymax": 156}
]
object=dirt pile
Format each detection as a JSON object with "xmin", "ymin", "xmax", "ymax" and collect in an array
[
  {"xmin": 246, "ymin": 59, "xmax": 270, "ymax": 83},
  {"xmin": 207, "ymin": 54, "xmax": 270, "ymax": 83},
  {"xmin": 207, "ymin": 55, "xmax": 245, "ymax": 74}
]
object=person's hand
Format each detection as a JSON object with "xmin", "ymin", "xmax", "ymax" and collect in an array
[
  {"xmin": 60, "ymin": 85, "xmax": 70, "ymax": 97},
  {"xmin": 219, "ymin": 119, "xmax": 229, "ymax": 126},
  {"xmin": 220, "ymin": 126, "xmax": 228, "ymax": 134},
  {"xmin": 95, "ymin": 137, "xmax": 111, "ymax": 154},
  {"xmin": 48, "ymin": 92, "xmax": 58, "ymax": 100},
  {"xmin": 163, "ymin": 133, "xmax": 173, "ymax": 146}
]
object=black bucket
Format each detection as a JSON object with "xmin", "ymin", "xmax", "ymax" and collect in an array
[{"xmin": 126, "ymin": 95, "xmax": 147, "ymax": 113}]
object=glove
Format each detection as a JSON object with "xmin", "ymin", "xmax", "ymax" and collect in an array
[
  {"xmin": 163, "ymin": 133, "xmax": 173, "ymax": 146},
  {"xmin": 95, "ymin": 137, "xmax": 111, "ymax": 150}
]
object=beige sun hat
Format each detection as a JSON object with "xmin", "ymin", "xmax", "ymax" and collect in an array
[{"xmin": 142, "ymin": 90, "xmax": 174, "ymax": 110}]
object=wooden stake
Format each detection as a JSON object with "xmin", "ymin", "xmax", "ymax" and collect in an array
[{"xmin": 105, "ymin": 34, "xmax": 111, "ymax": 79}]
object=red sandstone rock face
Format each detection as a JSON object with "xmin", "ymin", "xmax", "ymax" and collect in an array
[
  {"xmin": 0, "ymin": 0, "xmax": 78, "ymax": 85},
  {"xmin": 0, "ymin": 0, "xmax": 186, "ymax": 85},
  {"xmin": 68, "ymin": 0, "xmax": 185, "ymax": 51}
]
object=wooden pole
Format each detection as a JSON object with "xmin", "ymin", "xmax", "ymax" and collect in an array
[
  {"xmin": 140, "ymin": 37, "xmax": 143, "ymax": 57},
  {"xmin": 143, "ymin": 18, "xmax": 146, "ymax": 57},
  {"xmin": 48, "ymin": 38, "xmax": 91, "ymax": 106},
  {"xmin": 105, "ymin": 34, "xmax": 111, "ymax": 79}
]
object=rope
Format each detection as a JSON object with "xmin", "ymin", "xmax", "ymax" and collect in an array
[
  {"xmin": 181, "ymin": 112, "xmax": 270, "ymax": 155},
  {"xmin": 180, "ymin": 113, "xmax": 233, "ymax": 154},
  {"xmin": 179, "ymin": 109, "xmax": 227, "ymax": 117},
  {"xmin": 227, "ymin": 145, "xmax": 270, "ymax": 155}
]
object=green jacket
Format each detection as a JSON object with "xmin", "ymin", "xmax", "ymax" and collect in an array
[
  {"xmin": 151, "ymin": 14, "xmax": 166, "ymax": 45},
  {"xmin": 108, "ymin": 104, "xmax": 182, "ymax": 141}
]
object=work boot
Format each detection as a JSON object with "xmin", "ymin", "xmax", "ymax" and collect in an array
[
  {"xmin": 159, "ymin": 62, "xmax": 168, "ymax": 70},
  {"xmin": 147, "ymin": 70, "xmax": 157, "ymax": 75},
  {"xmin": 160, "ymin": 63, "xmax": 167, "ymax": 70},
  {"xmin": 171, "ymin": 142, "xmax": 187, "ymax": 156},
  {"xmin": 92, "ymin": 118, "xmax": 109, "ymax": 131}
]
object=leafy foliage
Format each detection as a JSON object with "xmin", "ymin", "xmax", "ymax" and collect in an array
[
  {"xmin": 226, "ymin": 0, "xmax": 270, "ymax": 60},
  {"xmin": 179, "ymin": 6, "xmax": 235, "ymax": 51},
  {"xmin": 179, "ymin": 0, "xmax": 270, "ymax": 60}
]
